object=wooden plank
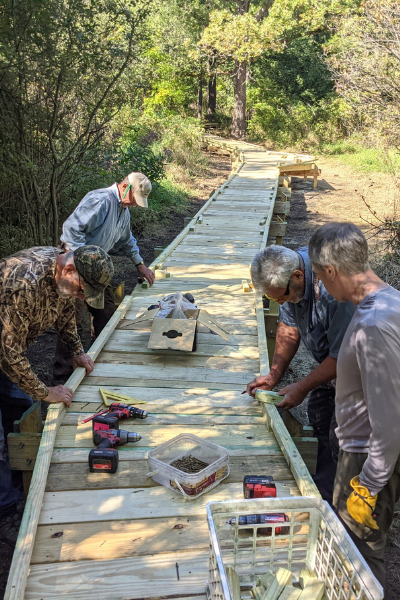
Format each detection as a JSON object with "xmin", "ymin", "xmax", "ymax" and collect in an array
[
  {"xmin": 51, "ymin": 446, "xmax": 289, "ymax": 464},
  {"xmin": 53, "ymin": 424, "xmax": 279, "ymax": 449},
  {"xmin": 5, "ymin": 295, "xmax": 134, "ymax": 600},
  {"xmin": 32, "ymin": 516, "xmax": 211, "ymax": 563},
  {"xmin": 45, "ymin": 454, "xmax": 292, "ymax": 491},
  {"xmin": 26, "ymin": 550, "xmax": 210, "ymax": 599},
  {"xmin": 262, "ymin": 403, "xmax": 320, "ymax": 498},
  {"xmin": 150, "ymin": 163, "xmax": 244, "ymax": 270},
  {"xmin": 96, "ymin": 351, "xmax": 259, "ymax": 373},
  {"xmin": 38, "ymin": 481, "xmax": 300, "ymax": 525},
  {"xmin": 83, "ymin": 364, "xmax": 256, "ymax": 388},
  {"xmin": 62, "ymin": 413, "xmax": 264, "ymax": 426},
  {"xmin": 104, "ymin": 337, "xmax": 260, "ymax": 360}
]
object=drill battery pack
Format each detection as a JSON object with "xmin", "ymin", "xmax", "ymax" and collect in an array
[
  {"xmin": 243, "ymin": 475, "xmax": 277, "ymax": 499},
  {"xmin": 89, "ymin": 448, "xmax": 119, "ymax": 473}
]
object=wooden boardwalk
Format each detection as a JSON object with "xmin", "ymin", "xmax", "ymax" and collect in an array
[{"xmin": 6, "ymin": 136, "xmax": 320, "ymax": 599}]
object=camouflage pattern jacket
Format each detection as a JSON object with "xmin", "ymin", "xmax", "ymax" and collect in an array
[{"xmin": 0, "ymin": 247, "xmax": 84, "ymax": 400}]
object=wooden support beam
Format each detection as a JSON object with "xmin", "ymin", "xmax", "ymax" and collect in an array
[
  {"xmin": 269, "ymin": 222, "xmax": 287, "ymax": 238},
  {"xmin": 265, "ymin": 312, "xmax": 279, "ymax": 338},
  {"xmin": 154, "ymin": 246, "xmax": 164, "ymax": 259},
  {"xmin": 113, "ymin": 281, "xmax": 125, "ymax": 306},
  {"xmin": 8, "ymin": 433, "xmax": 42, "ymax": 472},
  {"xmin": 8, "ymin": 401, "xmax": 43, "ymax": 496},
  {"xmin": 273, "ymin": 200, "xmax": 290, "ymax": 215},
  {"xmin": 261, "ymin": 402, "xmax": 320, "ymax": 498}
]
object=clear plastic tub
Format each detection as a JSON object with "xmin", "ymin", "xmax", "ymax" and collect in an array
[{"xmin": 147, "ymin": 433, "xmax": 230, "ymax": 500}]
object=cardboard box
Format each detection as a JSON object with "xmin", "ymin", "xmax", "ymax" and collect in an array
[{"xmin": 122, "ymin": 306, "xmax": 229, "ymax": 352}]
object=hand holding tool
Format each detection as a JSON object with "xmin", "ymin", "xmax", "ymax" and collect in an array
[{"xmin": 347, "ymin": 475, "xmax": 379, "ymax": 530}]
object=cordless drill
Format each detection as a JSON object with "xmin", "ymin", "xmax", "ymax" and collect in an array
[
  {"xmin": 88, "ymin": 414, "xmax": 142, "ymax": 473},
  {"xmin": 108, "ymin": 402, "xmax": 148, "ymax": 420}
]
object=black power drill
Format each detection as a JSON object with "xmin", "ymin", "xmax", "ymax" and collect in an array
[{"xmin": 88, "ymin": 414, "xmax": 142, "ymax": 473}]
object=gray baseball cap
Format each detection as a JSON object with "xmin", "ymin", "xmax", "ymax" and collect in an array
[{"xmin": 74, "ymin": 245, "xmax": 114, "ymax": 309}]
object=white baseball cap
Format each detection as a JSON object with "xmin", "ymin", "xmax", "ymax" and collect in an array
[{"xmin": 128, "ymin": 172, "xmax": 152, "ymax": 208}]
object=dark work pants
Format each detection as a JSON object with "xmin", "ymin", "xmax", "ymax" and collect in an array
[
  {"xmin": 333, "ymin": 449, "xmax": 400, "ymax": 591},
  {"xmin": 52, "ymin": 286, "xmax": 116, "ymax": 385},
  {"xmin": 307, "ymin": 384, "xmax": 338, "ymax": 504},
  {"xmin": 0, "ymin": 382, "xmax": 33, "ymax": 514}
]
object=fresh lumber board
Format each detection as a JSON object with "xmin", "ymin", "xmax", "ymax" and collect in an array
[
  {"xmin": 104, "ymin": 339, "xmax": 260, "ymax": 360},
  {"xmin": 83, "ymin": 364, "xmax": 256, "ymax": 389},
  {"xmin": 32, "ymin": 516, "xmax": 211, "ymax": 563},
  {"xmin": 51, "ymin": 446, "xmax": 289, "ymax": 464},
  {"xmin": 25, "ymin": 550, "xmax": 210, "ymax": 599},
  {"xmin": 263, "ymin": 404, "xmax": 320, "ymax": 498},
  {"xmin": 53, "ymin": 424, "xmax": 278, "ymax": 449},
  {"xmin": 5, "ymin": 295, "xmax": 134, "ymax": 600},
  {"xmin": 96, "ymin": 351, "xmax": 259, "ymax": 373},
  {"xmin": 110, "ymin": 331, "xmax": 258, "ymax": 347},
  {"xmin": 45, "ymin": 454, "xmax": 292, "ymax": 491},
  {"xmin": 62, "ymin": 413, "xmax": 264, "ymax": 426},
  {"xmin": 38, "ymin": 481, "xmax": 300, "ymax": 525}
]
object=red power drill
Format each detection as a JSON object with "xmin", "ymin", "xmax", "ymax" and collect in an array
[
  {"xmin": 243, "ymin": 475, "xmax": 277, "ymax": 499},
  {"xmin": 88, "ymin": 414, "xmax": 141, "ymax": 473},
  {"xmin": 108, "ymin": 402, "xmax": 148, "ymax": 420}
]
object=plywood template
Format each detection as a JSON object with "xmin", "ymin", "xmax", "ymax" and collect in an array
[{"xmin": 6, "ymin": 134, "xmax": 320, "ymax": 600}]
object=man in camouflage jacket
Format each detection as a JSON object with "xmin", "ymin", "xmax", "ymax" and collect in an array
[{"xmin": 0, "ymin": 245, "xmax": 113, "ymax": 516}]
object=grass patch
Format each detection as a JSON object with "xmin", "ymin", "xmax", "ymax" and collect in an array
[{"xmin": 321, "ymin": 140, "xmax": 400, "ymax": 174}]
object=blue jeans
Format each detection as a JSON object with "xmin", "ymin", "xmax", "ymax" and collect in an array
[{"xmin": 0, "ymin": 372, "xmax": 33, "ymax": 514}]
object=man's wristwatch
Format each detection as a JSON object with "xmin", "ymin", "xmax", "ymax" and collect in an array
[{"xmin": 135, "ymin": 261, "xmax": 144, "ymax": 268}]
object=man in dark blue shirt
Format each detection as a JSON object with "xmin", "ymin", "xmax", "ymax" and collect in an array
[{"xmin": 246, "ymin": 245, "xmax": 355, "ymax": 501}]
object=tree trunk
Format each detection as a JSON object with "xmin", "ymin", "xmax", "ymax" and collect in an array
[
  {"xmin": 50, "ymin": 172, "xmax": 59, "ymax": 245},
  {"xmin": 197, "ymin": 77, "xmax": 203, "ymax": 120},
  {"xmin": 231, "ymin": 59, "xmax": 247, "ymax": 139},
  {"xmin": 207, "ymin": 55, "xmax": 217, "ymax": 117}
]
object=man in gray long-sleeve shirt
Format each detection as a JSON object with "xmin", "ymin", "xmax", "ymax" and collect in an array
[
  {"xmin": 309, "ymin": 221, "xmax": 400, "ymax": 590},
  {"xmin": 53, "ymin": 172, "xmax": 155, "ymax": 384}
]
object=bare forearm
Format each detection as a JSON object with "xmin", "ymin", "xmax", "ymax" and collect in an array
[
  {"xmin": 269, "ymin": 322, "xmax": 301, "ymax": 384},
  {"xmin": 298, "ymin": 356, "xmax": 337, "ymax": 395}
]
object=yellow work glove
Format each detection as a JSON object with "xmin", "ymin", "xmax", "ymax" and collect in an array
[{"xmin": 347, "ymin": 476, "xmax": 379, "ymax": 530}]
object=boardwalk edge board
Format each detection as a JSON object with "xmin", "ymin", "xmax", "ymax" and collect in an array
[{"xmin": 6, "ymin": 134, "xmax": 320, "ymax": 600}]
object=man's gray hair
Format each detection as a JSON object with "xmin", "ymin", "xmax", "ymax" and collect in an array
[
  {"xmin": 309, "ymin": 222, "xmax": 369, "ymax": 275},
  {"xmin": 251, "ymin": 246, "xmax": 299, "ymax": 291}
]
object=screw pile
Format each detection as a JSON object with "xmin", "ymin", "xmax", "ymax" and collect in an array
[{"xmin": 171, "ymin": 454, "xmax": 209, "ymax": 473}]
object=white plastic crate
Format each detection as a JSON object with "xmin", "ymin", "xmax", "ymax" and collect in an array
[
  {"xmin": 147, "ymin": 433, "xmax": 229, "ymax": 499},
  {"xmin": 206, "ymin": 497, "xmax": 383, "ymax": 600}
]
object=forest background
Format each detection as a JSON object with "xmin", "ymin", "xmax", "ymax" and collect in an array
[{"xmin": 1, "ymin": 0, "xmax": 400, "ymax": 259}]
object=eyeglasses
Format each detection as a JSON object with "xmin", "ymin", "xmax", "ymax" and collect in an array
[{"xmin": 264, "ymin": 281, "xmax": 290, "ymax": 303}]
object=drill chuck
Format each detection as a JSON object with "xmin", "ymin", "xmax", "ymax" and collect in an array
[{"xmin": 118, "ymin": 430, "xmax": 142, "ymax": 444}]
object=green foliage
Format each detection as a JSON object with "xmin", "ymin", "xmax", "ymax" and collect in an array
[
  {"xmin": 129, "ymin": 176, "xmax": 190, "ymax": 237},
  {"xmin": 118, "ymin": 142, "xmax": 166, "ymax": 184},
  {"xmin": 247, "ymin": 38, "xmax": 346, "ymax": 147},
  {"xmin": 321, "ymin": 141, "xmax": 400, "ymax": 174}
]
